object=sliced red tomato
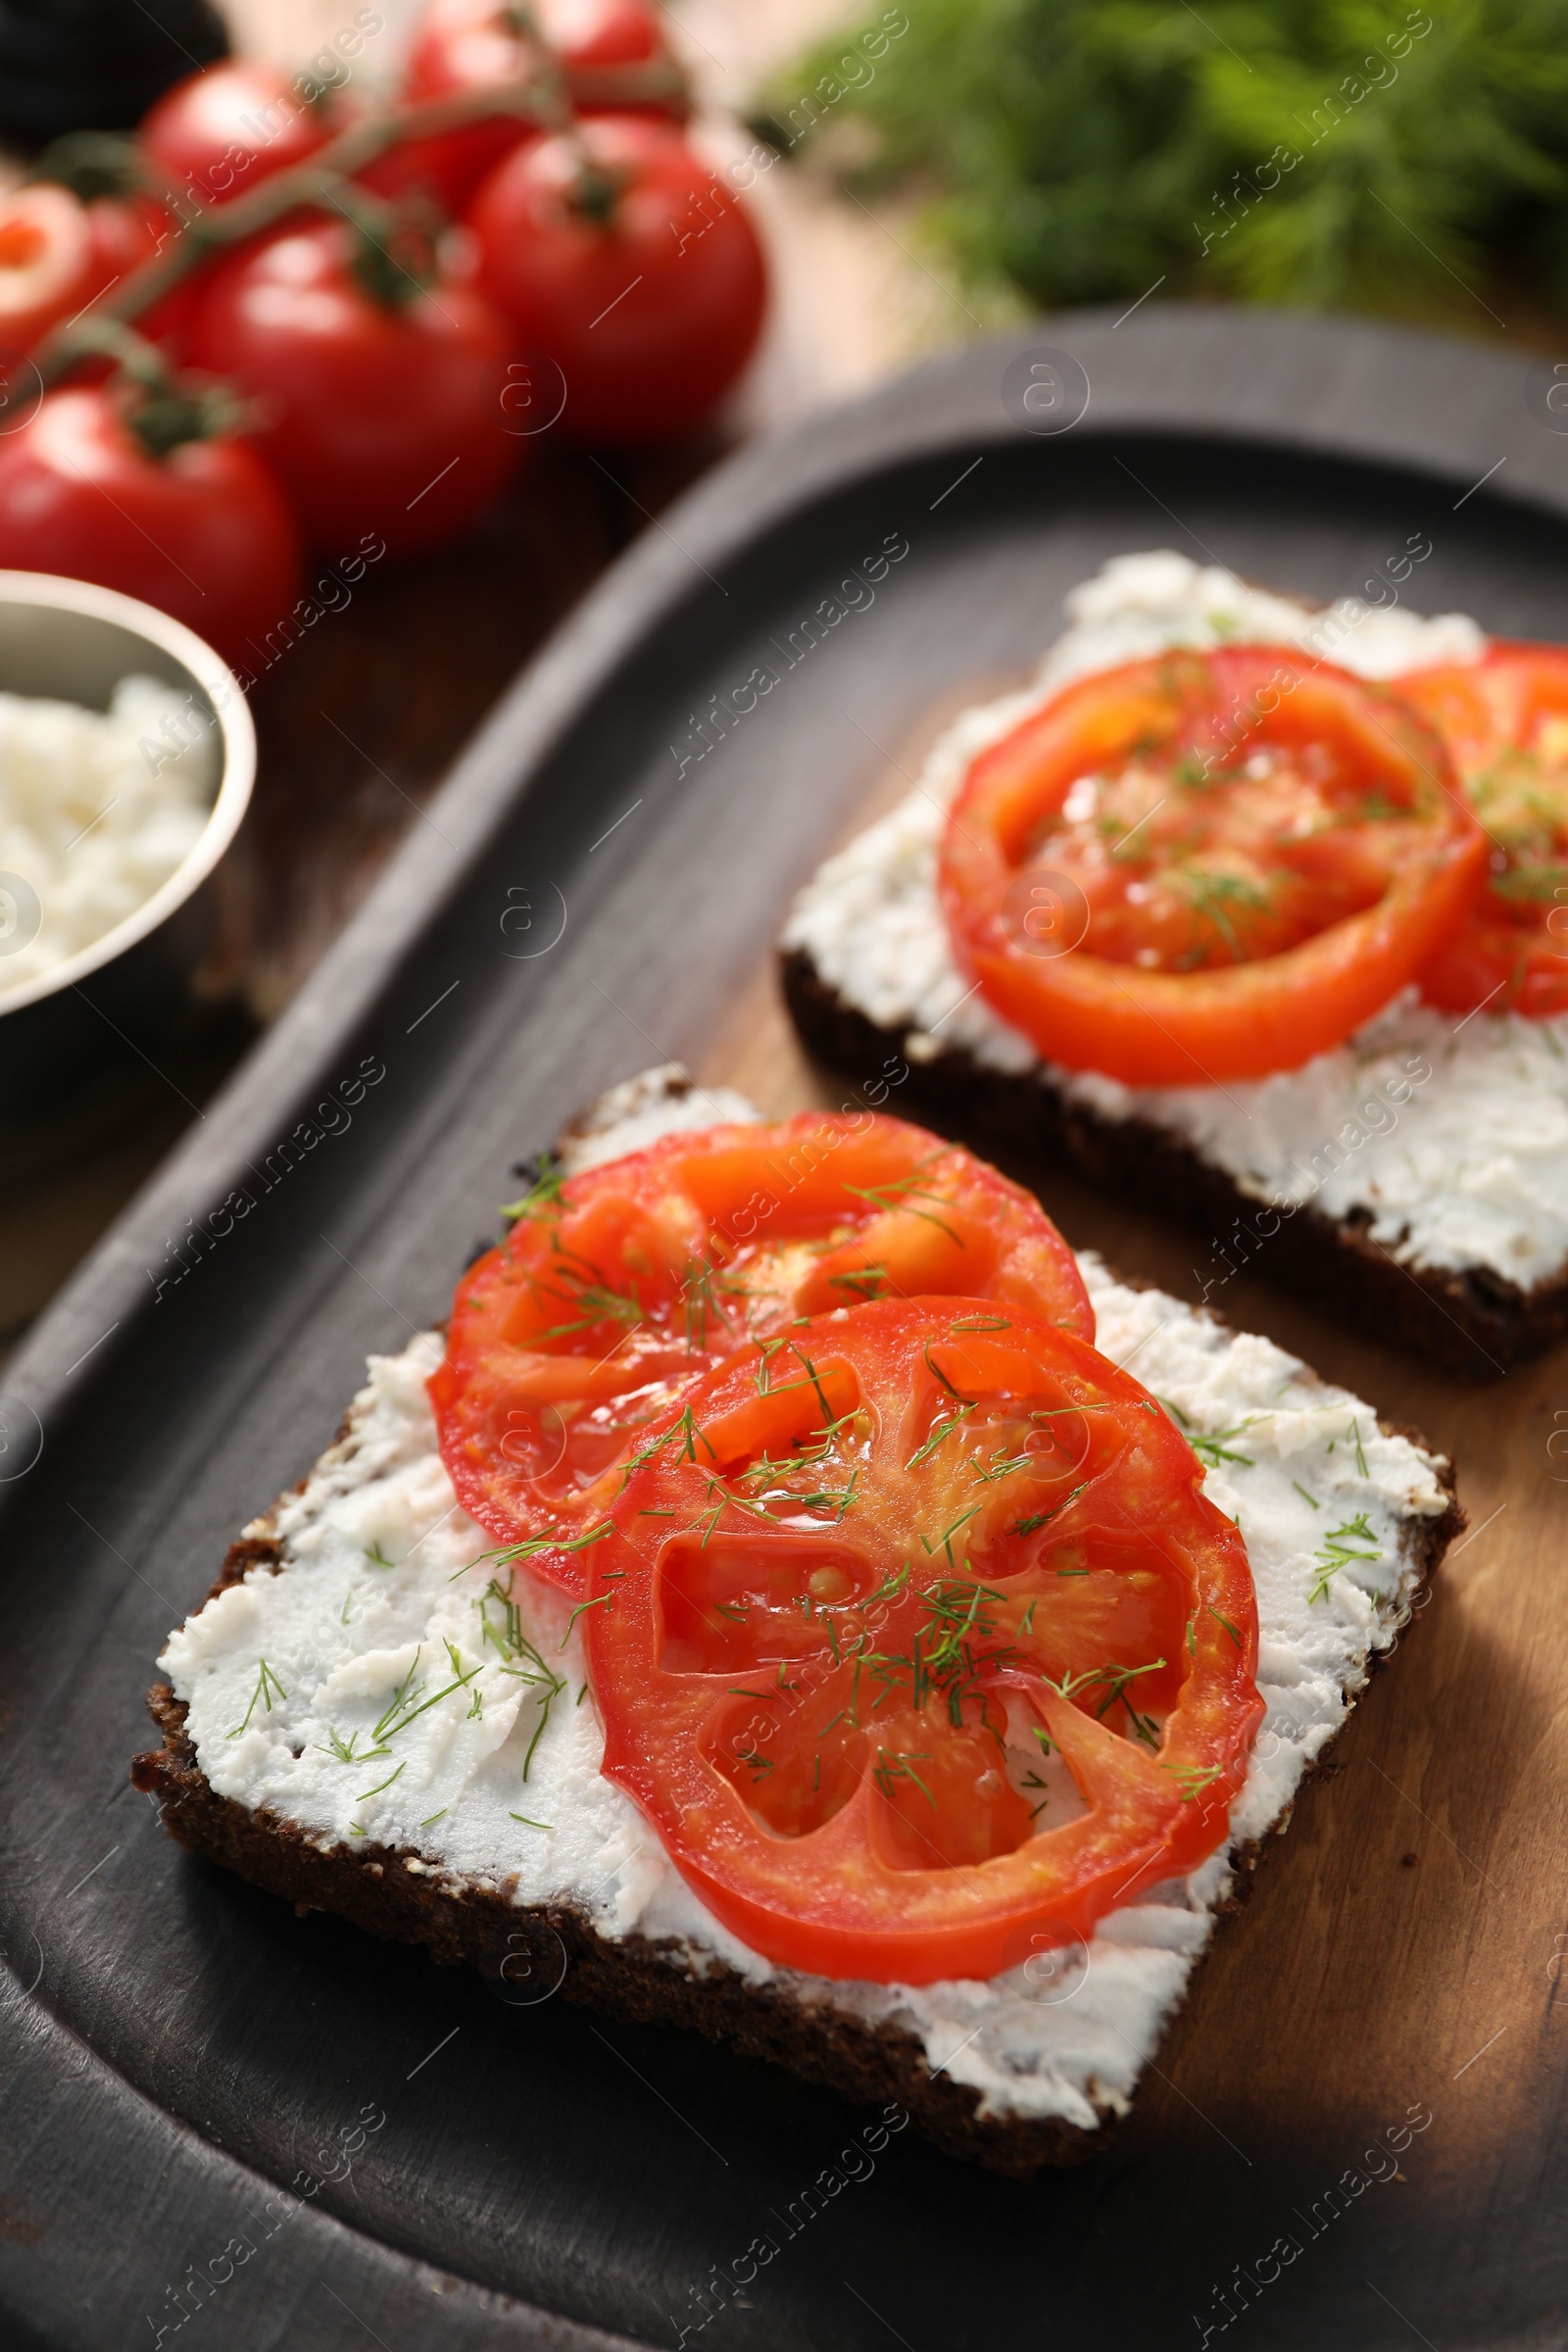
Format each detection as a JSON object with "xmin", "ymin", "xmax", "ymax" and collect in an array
[
  {"xmin": 583, "ymin": 1297, "xmax": 1261, "ymax": 1984},
  {"xmin": 940, "ymin": 646, "xmax": 1486, "ymax": 1086},
  {"xmin": 429, "ymin": 1113, "xmax": 1094, "ymax": 1592},
  {"xmin": 1402, "ymin": 644, "xmax": 1568, "ymax": 1017}
]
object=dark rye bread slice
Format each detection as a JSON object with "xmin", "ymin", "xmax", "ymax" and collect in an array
[
  {"xmin": 130, "ymin": 1389, "xmax": 1461, "ymax": 2180},
  {"xmin": 781, "ymin": 946, "xmax": 1568, "ymax": 1381}
]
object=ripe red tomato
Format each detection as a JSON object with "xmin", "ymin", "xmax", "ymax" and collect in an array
[
  {"xmin": 1403, "ymin": 645, "xmax": 1568, "ymax": 1017},
  {"xmin": 0, "ymin": 384, "xmax": 302, "ymax": 669},
  {"xmin": 940, "ymin": 647, "xmax": 1486, "ymax": 1084},
  {"xmin": 185, "ymin": 216, "xmax": 521, "ymax": 557},
  {"xmin": 429, "ymin": 1112, "xmax": 1095, "ymax": 1592},
  {"xmin": 139, "ymin": 63, "xmax": 338, "ymax": 211},
  {"xmin": 467, "ymin": 114, "xmax": 766, "ymax": 442},
  {"xmin": 0, "ymin": 183, "xmax": 166, "ymax": 369},
  {"xmin": 367, "ymin": 0, "xmax": 680, "ymax": 217},
  {"xmin": 585, "ymin": 1298, "xmax": 1262, "ymax": 1983}
]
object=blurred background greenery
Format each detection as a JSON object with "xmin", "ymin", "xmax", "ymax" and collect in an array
[{"xmin": 754, "ymin": 0, "xmax": 1568, "ymax": 338}]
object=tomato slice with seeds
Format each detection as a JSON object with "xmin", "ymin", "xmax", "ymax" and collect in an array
[
  {"xmin": 429, "ymin": 1113, "xmax": 1093, "ymax": 1593},
  {"xmin": 585, "ymin": 1298, "xmax": 1261, "ymax": 1984},
  {"xmin": 939, "ymin": 646, "xmax": 1485, "ymax": 1085},
  {"xmin": 1402, "ymin": 644, "xmax": 1568, "ymax": 1017}
]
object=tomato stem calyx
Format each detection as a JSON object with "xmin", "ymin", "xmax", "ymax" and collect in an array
[
  {"xmin": 73, "ymin": 318, "xmax": 253, "ymax": 460},
  {"xmin": 24, "ymin": 130, "xmax": 153, "ymax": 206}
]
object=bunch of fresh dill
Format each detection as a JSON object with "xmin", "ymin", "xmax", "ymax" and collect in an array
[{"xmin": 754, "ymin": 0, "xmax": 1568, "ymax": 323}]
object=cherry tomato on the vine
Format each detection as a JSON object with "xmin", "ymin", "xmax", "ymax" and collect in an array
[
  {"xmin": 467, "ymin": 113, "xmax": 766, "ymax": 442},
  {"xmin": 138, "ymin": 62, "xmax": 339, "ymax": 211},
  {"xmin": 0, "ymin": 182, "xmax": 166, "ymax": 370},
  {"xmin": 186, "ymin": 214, "xmax": 521, "ymax": 557},
  {"xmin": 0, "ymin": 381, "xmax": 302, "ymax": 669},
  {"xmin": 367, "ymin": 0, "xmax": 682, "ymax": 218}
]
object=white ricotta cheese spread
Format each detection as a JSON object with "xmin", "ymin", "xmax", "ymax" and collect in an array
[
  {"xmin": 781, "ymin": 551, "xmax": 1568, "ymax": 1290},
  {"xmin": 0, "ymin": 676, "xmax": 217, "ymax": 995},
  {"xmin": 160, "ymin": 1073, "xmax": 1450, "ymax": 2132}
]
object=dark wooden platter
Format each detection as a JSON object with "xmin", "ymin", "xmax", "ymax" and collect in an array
[{"xmin": 3, "ymin": 307, "xmax": 1567, "ymax": 2352}]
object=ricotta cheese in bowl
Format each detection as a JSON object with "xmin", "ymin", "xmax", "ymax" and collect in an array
[
  {"xmin": 0, "ymin": 570, "xmax": 255, "ymax": 1107},
  {"xmin": 0, "ymin": 675, "xmax": 217, "ymax": 998}
]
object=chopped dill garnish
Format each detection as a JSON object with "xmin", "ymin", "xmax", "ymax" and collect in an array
[
  {"xmin": 1054, "ymin": 1658, "xmax": 1164, "ymax": 1747},
  {"xmin": 828, "ymin": 1263, "xmax": 891, "ymax": 1301},
  {"xmin": 1165, "ymin": 1759, "xmax": 1224, "ymax": 1801},
  {"xmin": 906, "ymin": 1402, "xmax": 975, "ymax": 1471},
  {"xmin": 922, "ymin": 1341, "xmax": 975, "ymax": 1403},
  {"xmin": 1207, "ymin": 1607, "xmax": 1243, "ymax": 1650},
  {"xmin": 619, "ymin": 1404, "xmax": 715, "ymax": 1483},
  {"xmin": 1157, "ymin": 1398, "xmax": 1255, "ymax": 1467},
  {"xmin": 919, "ymin": 1506, "xmax": 981, "ymax": 1571},
  {"xmin": 364, "ymin": 1542, "xmax": 396, "ymax": 1570},
  {"xmin": 871, "ymin": 1748, "xmax": 935, "ymax": 1804},
  {"xmin": 1013, "ymin": 1481, "xmax": 1088, "ymax": 1538},
  {"xmin": 509, "ymin": 1813, "xmax": 553, "ymax": 1831},
  {"xmin": 499, "ymin": 1152, "xmax": 567, "ymax": 1223},
  {"xmin": 1177, "ymin": 867, "xmax": 1272, "ymax": 959},
  {"xmin": 1293, "ymin": 1480, "xmax": 1320, "ymax": 1509},
  {"xmin": 369, "ymin": 1643, "xmax": 481, "ymax": 1745},
  {"xmin": 470, "ymin": 1519, "xmax": 615, "ymax": 1575},
  {"xmin": 318, "ymin": 1724, "xmax": 390, "ymax": 1767},
  {"xmin": 560, "ymin": 1589, "xmax": 616, "ymax": 1648},
  {"xmin": 844, "ymin": 1155, "xmax": 961, "ymax": 1243},
  {"xmin": 420, "ymin": 1809, "xmax": 447, "ymax": 1827},
  {"xmin": 476, "ymin": 1575, "xmax": 568, "ymax": 1770},
  {"xmin": 226, "ymin": 1658, "xmax": 287, "ymax": 1740},
  {"xmin": 356, "ymin": 1760, "xmax": 407, "ymax": 1802},
  {"xmin": 951, "ymin": 1314, "xmax": 1011, "ymax": 1333},
  {"xmin": 1308, "ymin": 1513, "xmax": 1381, "ymax": 1606},
  {"xmin": 1350, "ymin": 1418, "xmax": 1369, "ymax": 1478}
]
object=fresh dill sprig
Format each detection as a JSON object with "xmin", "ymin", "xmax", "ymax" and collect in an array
[
  {"xmin": 499, "ymin": 1152, "xmax": 567, "ymax": 1223},
  {"xmin": 843, "ymin": 1154, "xmax": 962, "ymax": 1244},
  {"xmin": 226, "ymin": 1658, "xmax": 287, "ymax": 1740},
  {"xmin": 871, "ymin": 1747, "xmax": 935, "ymax": 1805},
  {"xmin": 906, "ymin": 1403, "xmax": 975, "ymax": 1470},
  {"xmin": 1308, "ymin": 1513, "xmax": 1381, "ymax": 1606}
]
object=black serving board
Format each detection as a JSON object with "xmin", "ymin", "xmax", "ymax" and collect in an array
[{"xmin": 4, "ymin": 309, "xmax": 1568, "ymax": 2352}]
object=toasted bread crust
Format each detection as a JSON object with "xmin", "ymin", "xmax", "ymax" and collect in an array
[{"xmin": 780, "ymin": 944, "xmax": 1568, "ymax": 1379}]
